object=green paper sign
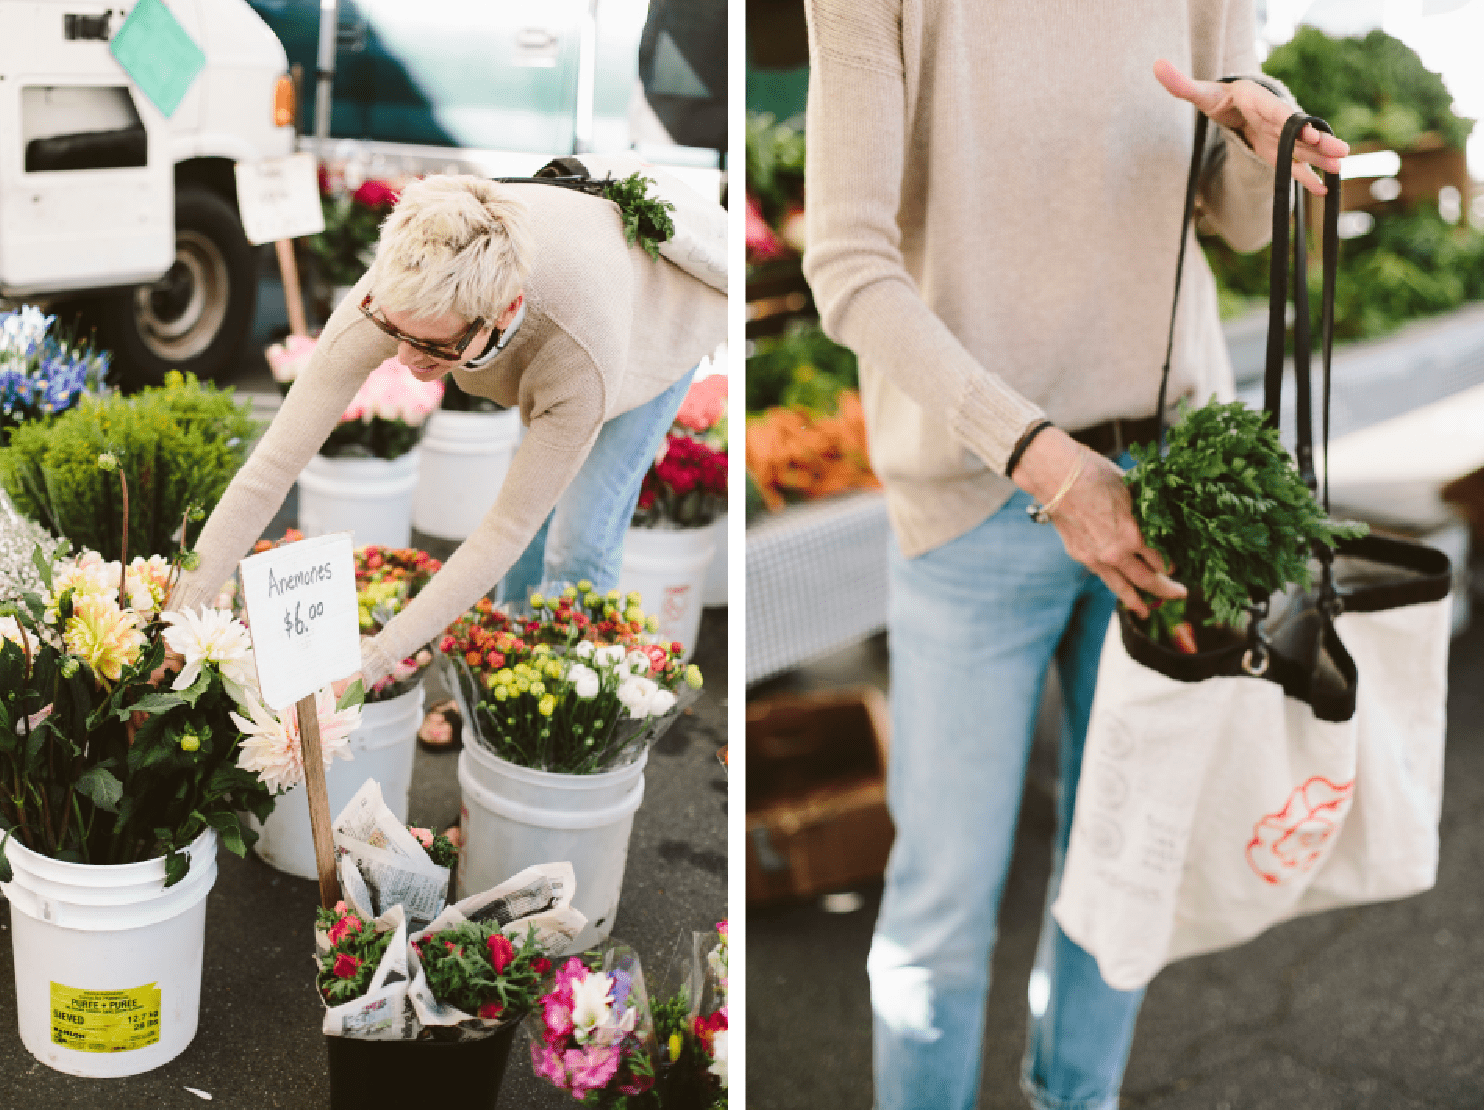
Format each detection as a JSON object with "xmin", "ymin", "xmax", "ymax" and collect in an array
[{"xmin": 109, "ymin": 0, "xmax": 206, "ymax": 119}]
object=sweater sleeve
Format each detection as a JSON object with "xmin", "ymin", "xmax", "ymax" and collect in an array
[
  {"xmin": 358, "ymin": 330, "xmax": 606, "ymax": 684},
  {"xmin": 170, "ymin": 281, "xmax": 395, "ymax": 612},
  {"xmin": 800, "ymin": 0, "xmax": 1045, "ymax": 476},
  {"xmin": 1196, "ymin": 0, "xmax": 1293, "ymax": 252}
]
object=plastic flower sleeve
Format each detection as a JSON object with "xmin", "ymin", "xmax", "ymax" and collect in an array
[{"xmin": 525, "ymin": 941, "xmax": 660, "ymax": 1103}]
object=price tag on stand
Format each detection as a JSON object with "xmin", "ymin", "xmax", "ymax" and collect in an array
[{"xmin": 239, "ymin": 532, "xmax": 361, "ymax": 908}]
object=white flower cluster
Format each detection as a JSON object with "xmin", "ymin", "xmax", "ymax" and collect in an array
[
  {"xmin": 573, "ymin": 643, "xmax": 677, "ymax": 719},
  {"xmin": 0, "ymin": 305, "xmax": 51, "ymax": 365}
]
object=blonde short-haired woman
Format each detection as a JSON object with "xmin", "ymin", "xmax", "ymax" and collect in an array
[{"xmin": 170, "ymin": 173, "xmax": 726, "ymax": 696}]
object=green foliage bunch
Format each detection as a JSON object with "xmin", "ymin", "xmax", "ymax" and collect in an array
[
  {"xmin": 604, "ymin": 173, "xmax": 677, "ymax": 261},
  {"xmin": 0, "ymin": 372, "xmax": 256, "ymax": 562},
  {"xmin": 745, "ymin": 321, "xmax": 859, "ymax": 414},
  {"xmin": 746, "ymin": 112, "xmax": 806, "ymax": 225},
  {"xmin": 1264, "ymin": 28, "xmax": 1473, "ymax": 151},
  {"xmin": 415, "ymin": 922, "xmax": 550, "ymax": 1021},
  {"xmin": 1126, "ymin": 400, "xmax": 1367, "ymax": 628}
]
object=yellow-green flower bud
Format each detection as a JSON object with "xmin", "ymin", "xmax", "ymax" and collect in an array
[
  {"xmin": 178, "ymin": 731, "xmax": 201, "ymax": 753},
  {"xmin": 626, "ymin": 591, "xmax": 642, "ymax": 608},
  {"xmin": 606, "ymin": 589, "xmax": 621, "ymax": 601},
  {"xmin": 529, "ymin": 680, "xmax": 546, "ymax": 697},
  {"xmin": 684, "ymin": 664, "xmax": 703, "ymax": 689},
  {"xmin": 530, "ymin": 593, "xmax": 546, "ymax": 610},
  {"xmin": 538, "ymin": 694, "xmax": 556, "ymax": 717},
  {"xmin": 545, "ymin": 661, "xmax": 562, "ymax": 680},
  {"xmin": 625, "ymin": 607, "xmax": 643, "ymax": 624},
  {"xmin": 96, "ymin": 452, "xmax": 119, "ymax": 472},
  {"xmin": 577, "ymin": 579, "xmax": 593, "ymax": 592},
  {"xmin": 669, "ymin": 1032, "xmax": 683, "ymax": 1063},
  {"xmin": 497, "ymin": 668, "xmax": 515, "ymax": 684},
  {"xmin": 516, "ymin": 677, "xmax": 531, "ymax": 693},
  {"xmin": 484, "ymin": 673, "xmax": 500, "ymax": 690},
  {"xmin": 494, "ymin": 686, "xmax": 510, "ymax": 701},
  {"xmin": 645, "ymin": 616, "xmax": 659, "ymax": 633},
  {"xmin": 533, "ymin": 644, "xmax": 552, "ymax": 656},
  {"xmin": 562, "ymin": 586, "xmax": 578, "ymax": 599}
]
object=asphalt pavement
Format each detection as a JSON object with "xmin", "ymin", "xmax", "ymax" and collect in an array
[{"xmin": 746, "ymin": 578, "xmax": 1484, "ymax": 1109}]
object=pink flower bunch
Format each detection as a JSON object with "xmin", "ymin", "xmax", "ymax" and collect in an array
[
  {"xmin": 674, "ymin": 374, "xmax": 727, "ymax": 435},
  {"xmin": 530, "ymin": 957, "xmax": 655, "ymax": 1100},
  {"xmin": 265, "ymin": 334, "xmax": 318, "ymax": 385},
  {"xmin": 342, "ymin": 358, "xmax": 443, "ymax": 427}
]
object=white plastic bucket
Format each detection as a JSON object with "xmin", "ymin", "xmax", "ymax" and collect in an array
[
  {"xmin": 456, "ymin": 742, "xmax": 646, "ymax": 954},
  {"xmin": 1, "ymin": 829, "xmax": 218, "ymax": 1077},
  {"xmin": 413, "ymin": 409, "xmax": 522, "ymax": 540},
  {"xmin": 251, "ymin": 685, "xmax": 425, "ymax": 880},
  {"xmin": 297, "ymin": 449, "xmax": 421, "ymax": 548},
  {"xmin": 618, "ymin": 525, "xmax": 716, "ymax": 664},
  {"xmin": 701, "ymin": 513, "xmax": 728, "ymax": 608}
]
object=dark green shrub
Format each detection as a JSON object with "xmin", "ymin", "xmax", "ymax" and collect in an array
[{"xmin": 0, "ymin": 371, "xmax": 257, "ymax": 561}]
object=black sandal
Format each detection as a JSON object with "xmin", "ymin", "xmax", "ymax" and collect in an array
[{"xmin": 417, "ymin": 700, "xmax": 464, "ymax": 753}]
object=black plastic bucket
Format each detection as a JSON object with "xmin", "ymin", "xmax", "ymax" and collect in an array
[{"xmin": 326, "ymin": 1023, "xmax": 519, "ymax": 1110}]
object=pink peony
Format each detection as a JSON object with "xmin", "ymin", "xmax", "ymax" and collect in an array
[{"xmin": 674, "ymin": 374, "xmax": 727, "ymax": 434}]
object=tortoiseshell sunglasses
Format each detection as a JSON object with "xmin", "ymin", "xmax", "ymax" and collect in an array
[{"xmin": 359, "ymin": 295, "xmax": 485, "ymax": 361}]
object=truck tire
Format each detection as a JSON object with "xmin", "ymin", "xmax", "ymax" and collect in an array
[{"xmin": 103, "ymin": 185, "xmax": 256, "ymax": 387}]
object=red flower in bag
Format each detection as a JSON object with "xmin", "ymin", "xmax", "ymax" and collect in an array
[{"xmin": 1246, "ymin": 775, "xmax": 1355, "ymax": 885}]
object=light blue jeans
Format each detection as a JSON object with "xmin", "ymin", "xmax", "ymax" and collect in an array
[
  {"xmin": 870, "ymin": 481, "xmax": 1144, "ymax": 1110},
  {"xmin": 500, "ymin": 368, "xmax": 696, "ymax": 602}
]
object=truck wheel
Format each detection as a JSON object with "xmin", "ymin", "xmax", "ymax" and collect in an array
[{"xmin": 103, "ymin": 185, "xmax": 256, "ymax": 387}]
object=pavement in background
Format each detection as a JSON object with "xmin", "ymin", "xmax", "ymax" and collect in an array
[{"xmin": 746, "ymin": 589, "xmax": 1484, "ymax": 1109}]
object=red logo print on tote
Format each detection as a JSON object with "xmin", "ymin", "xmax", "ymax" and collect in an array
[{"xmin": 1246, "ymin": 776, "xmax": 1355, "ymax": 885}]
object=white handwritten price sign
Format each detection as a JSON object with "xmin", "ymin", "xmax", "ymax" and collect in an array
[{"xmin": 238, "ymin": 532, "xmax": 360, "ymax": 711}]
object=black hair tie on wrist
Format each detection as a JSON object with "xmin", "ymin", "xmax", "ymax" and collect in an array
[{"xmin": 1005, "ymin": 419, "xmax": 1055, "ymax": 480}]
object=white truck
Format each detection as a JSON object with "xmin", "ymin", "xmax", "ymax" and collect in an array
[{"xmin": 0, "ymin": 0, "xmax": 295, "ymax": 383}]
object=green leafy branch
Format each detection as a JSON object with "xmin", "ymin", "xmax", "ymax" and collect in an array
[{"xmin": 604, "ymin": 173, "xmax": 676, "ymax": 261}]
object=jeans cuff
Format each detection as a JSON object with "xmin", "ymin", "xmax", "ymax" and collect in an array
[{"xmin": 1018, "ymin": 1069, "xmax": 1119, "ymax": 1110}]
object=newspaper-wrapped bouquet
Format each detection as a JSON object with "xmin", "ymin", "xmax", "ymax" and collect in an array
[
  {"xmin": 439, "ymin": 584, "xmax": 703, "ymax": 774},
  {"xmin": 316, "ymin": 779, "xmax": 586, "ymax": 1043}
]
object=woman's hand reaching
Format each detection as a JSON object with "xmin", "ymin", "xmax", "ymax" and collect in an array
[{"xmin": 1153, "ymin": 59, "xmax": 1350, "ymax": 196}]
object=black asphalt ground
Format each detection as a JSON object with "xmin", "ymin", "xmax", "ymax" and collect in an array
[
  {"xmin": 0, "ymin": 279, "xmax": 728, "ymax": 1107},
  {"xmin": 747, "ymin": 580, "xmax": 1484, "ymax": 1109}
]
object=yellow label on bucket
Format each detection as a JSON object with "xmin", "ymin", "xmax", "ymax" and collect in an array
[{"xmin": 50, "ymin": 983, "xmax": 161, "ymax": 1053}]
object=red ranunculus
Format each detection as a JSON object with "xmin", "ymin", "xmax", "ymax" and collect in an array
[
  {"xmin": 478, "ymin": 1001, "xmax": 504, "ymax": 1020},
  {"xmin": 531, "ymin": 957, "xmax": 553, "ymax": 974},
  {"xmin": 332, "ymin": 953, "xmax": 361, "ymax": 979},
  {"xmin": 644, "ymin": 644, "xmax": 669, "ymax": 672},
  {"xmin": 486, "ymin": 933, "xmax": 515, "ymax": 974}
]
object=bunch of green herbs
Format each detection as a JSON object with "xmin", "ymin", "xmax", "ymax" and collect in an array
[
  {"xmin": 604, "ymin": 173, "xmax": 676, "ymax": 261},
  {"xmin": 1125, "ymin": 400, "xmax": 1367, "ymax": 630}
]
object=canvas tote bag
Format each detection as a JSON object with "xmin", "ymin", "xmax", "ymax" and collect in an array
[{"xmin": 1051, "ymin": 113, "xmax": 1455, "ymax": 992}]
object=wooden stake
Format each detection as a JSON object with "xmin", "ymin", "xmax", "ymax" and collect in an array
[
  {"xmin": 297, "ymin": 692, "xmax": 340, "ymax": 909},
  {"xmin": 275, "ymin": 238, "xmax": 309, "ymax": 338}
]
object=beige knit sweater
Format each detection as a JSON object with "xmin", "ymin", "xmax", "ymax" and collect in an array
[
  {"xmin": 174, "ymin": 182, "xmax": 726, "ymax": 684},
  {"xmin": 802, "ymin": 0, "xmax": 1284, "ymax": 558}
]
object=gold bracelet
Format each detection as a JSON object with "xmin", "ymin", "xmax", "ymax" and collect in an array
[{"xmin": 1027, "ymin": 447, "xmax": 1087, "ymax": 524}]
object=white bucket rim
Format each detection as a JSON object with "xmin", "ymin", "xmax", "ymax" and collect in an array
[
  {"xmin": 350, "ymin": 684, "xmax": 425, "ymax": 753},
  {"xmin": 304, "ymin": 449, "xmax": 422, "ymax": 476},
  {"xmin": 462, "ymin": 737, "xmax": 649, "ymax": 792},
  {"xmin": 3, "ymin": 827, "xmax": 215, "ymax": 888},
  {"xmin": 458, "ymin": 754, "xmax": 645, "ymax": 830},
  {"xmin": 3, "ymin": 829, "xmax": 218, "ymax": 932}
]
